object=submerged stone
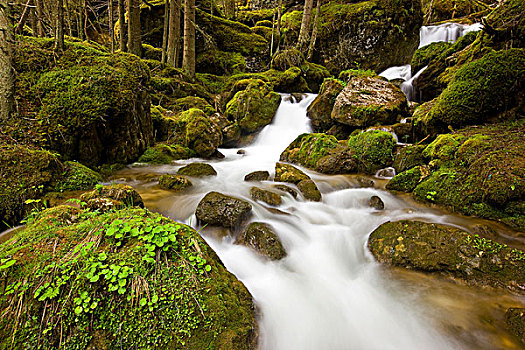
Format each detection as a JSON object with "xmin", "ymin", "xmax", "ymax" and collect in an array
[
  {"xmin": 297, "ymin": 179, "xmax": 322, "ymax": 202},
  {"xmin": 250, "ymin": 187, "xmax": 282, "ymax": 206},
  {"xmin": 158, "ymin": 175, "xmax": 193, "ymax": 191},
  {"xmin": 235, "ymin": 222, "xmax": 287, "ymax": 260},
  {"xmin": 195, "ymin": 192, "xmax": 252, "ymax": 228},
  {"xmin": 244, "ymin": 170, "xmax": 270, "ymax": 182},
  {"xmin": 177, "ymin": 163, "xmax": 218, "ymax": 177},
  {"xmin": 369, "ymin": 196, "xmax": 385, "ymax": 210}
]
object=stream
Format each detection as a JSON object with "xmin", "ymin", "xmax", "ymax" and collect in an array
[{"xmin": 112, "ymin": 94, "xmax": 525, "ymax": 349}]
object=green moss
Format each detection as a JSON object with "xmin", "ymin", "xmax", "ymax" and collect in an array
[
  {"xmin": 426, "ymin": 49, "xmax": 525, "ymax": 129},
  {"xmin": 338, "ymin": 69, "xmax": 377, "ymax": 82},
  {"xmin": 177, "ymin": 163, "xmax": 217, "ymax": 177},
  {"xmin": 0, "ymin": 206, "xmax": 256, "ymax": 349},
  {"xmin": 141, "ymin": 43, "xmax": 162, "ymax": 61},
  {"xmin": 158, "ymin": 175, "xmax": 193, "ymax": 191},
  {"xmin": 271, "ymin": 48, "xmax": 304, "ymax": 71},
  {"xmin": 55, "ymin": 161, "xmax": 102, "ymax": 192},
  {"xmin": 255, "ymin": 20, "xmax": 273, "ymax": 28},
  {"xmin": 176, "ymin": 109, "xmax": 223, "ymax": 157},
  {"xmin": 301, "ymin": 62, "xmax": 332, "ymax": 92},
  {"xmin": 280, "ymin": 133, "xmax": 339, "ymax": 169},
  {"xmin": 236, "ymin": 8, "xmax": 275, "ymax": 25},
  {"xmin": 168, "ymin": 96, "xmax": 216, "ymax": 116},
  {"xmin": 261, "ymin": 67, "xmax": 310, "ymax": 93},
  {"xmin": 393, "ymin": 145, "xmax": 426, "ymax": 172},
  {"xmin": 196, "ymin": 50, "xmax": 246, "ymax": 75},
  {"xmin": 386, "ymin": 166, "xmax": 425, "ymax": 192},
  {"xmin": 347, "ymin": 130, "xmax": 396, "ymax": 174},
  {"xmin": 411, "ymin": 42, "xmax": 451, "ymax": 75},
  {"xmin": 422, "ymin": 133, "xmax": 466, "ymax": 161},
  {"xmin": 138, "ymin": 144, "xmax": 195, "ymax": 164}
]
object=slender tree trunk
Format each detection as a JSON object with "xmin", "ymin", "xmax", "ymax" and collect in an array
[
  {"xmin": 307, "ymin": 0, "xmax": 320, "ymax": 60},
  {"xmin": 182, "ymin": 0, "xmax": 195, "ymax": 78},
  {"xmin": 127, "ymin": 0, "xmax": 141, "ymax": 56},
  {"xmin": 0, "ymin": 0, "xmax": 14, "ymax": 121},
  {"xmin": 276, "ymin": 0, "xmax": 282, "ymax": 52},
  {"xmin": 83, "ymin": 0, "xmax": 88, "ymax": 40},
  {"xmin": 297, "ymin": 0, "xmax": 314, "ymax": 52},
  {"xmin": 15, "ymin": 0, "xmax": 32, "ymax": 36},
  {"xmin": 65, "ymin": 0, "xmax": 72, "ymax": 37},
  {"xmin": 55, "ymin": 0, "xmax": 64, "ymax": 50},
  {"xmin": 108, "ymin": 0, "xmax": 114, "ymax": 52},
  {"xmin": 167, "ymin": 0, "xmax": 181, "ymax": 67},
  {"xmin": 30, "ymin": 0, "xmax": 38, "ymax": 35},
  {"xmin": 77, "ymin": 12, "xmax": 83, "ymax": 39},
  {"xmin": 35, "ymin": 0, "xmax": 44, "ymax": 36},
  {"xmin": 224, "ymin": 0, "xmax": 234, "ymax": 19},
  {"xmin": 118, "ymin": 0, "xmax": 126, "ymax": 51},
  {"xmin": 161, "ymin": 0, "xmax": 169, "ymax": 63}
]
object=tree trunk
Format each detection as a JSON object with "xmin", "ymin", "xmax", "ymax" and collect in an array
[
  {"xmin": 0, "ymin": 0, "xmax": 14, "ymax": 121},
  {"xmin": 307, "ymin": 0, "xmax": 320, "ymax": 60},
  {"xmin": 127, "ymin": 0, "xmax": 141, "ymax": 56},
  {"xmin": 224, "ymin": 0, "xmax": 234, "ymax": 19},
  {"xmin": 30, "ymin": 0, "xmax": 38, "ymax": 35},
  {"xmin": 35, "ymin": 0, "xmax": 44, "ymax": 36},
  {"xmin": 109, "ymin": 0, "xmax": 114, "ymax": 52},
  {"xmin": 167, "ymin": 0, "xmax": 181, "ymax": 67},
  {"xmin": 15, "ymin": 0, "xmax": 32, "ymax": 36},
  {"xmin": 118, "ymin": 0, "xmax": 126, "ymax": 51},
  {"xmin": 182, "ymin": 0, "xmax": 195, "ymax": 78},
  {"xmin": 297, "ymin": 0, "xmax": 314, "ymax": 52},
  {"xmin": 55, "ymin": 0, "xmax": 64, "ymax": 50},
  {"xmin": 276, "ymin": 0, "xmax": 282, "ymax": 52},
  {"xmin": 161, "ymin": 0, "xmax": 169, "ymax": 63}
]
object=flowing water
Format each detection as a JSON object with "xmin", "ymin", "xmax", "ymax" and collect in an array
[
  {"xmin": 380, "ymin": 22, "xmax": 483, "ymax": 101},
  {"xmin": 113, "ymin": 96, "xmax": 525, "ymax": 349}
]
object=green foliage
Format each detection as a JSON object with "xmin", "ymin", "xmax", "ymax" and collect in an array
[
  {"xmin": 55, "ymin": 161, "xmax": 102, "ymax": 192},
  {"xmin": 280, "ymin": 133, "xmax": 339, "ymax": 169},
  {"xmin": 347, "ymin": 130, "xmax": 396, "ymax": 174}
]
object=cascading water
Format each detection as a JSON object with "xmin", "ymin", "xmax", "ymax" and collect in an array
[
  {"xmin": 115, "ymin": 96, "xmax": 524, "ymax": 349},
  {"xmin": 379, "ymin": 22, "xmax": 483, "ymax": 101}
]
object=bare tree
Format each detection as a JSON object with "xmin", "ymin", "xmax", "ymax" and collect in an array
[
  {"xmin": 224, "ymin": 0, "xmax": 234, "ymax": 19},
  {"xmin": 55, "ymin": 0, "xmax": 64, "ymax": 50},
  {"xmin": 127, "ymin": 0, "xmax": 141, "ymax": 56},
  {"xmin": 297, "ymin": 0, "xmax": 314, "ymax": 52},
  {"xmin": 167, "ymin": 0, "xmax": 181, "ymax": 67},
  {"xmin": 109, "ymin": 0, "xmax": 114, "ymax": 52},
  {"xmin": 0, "ymin": 0, "xmax": 14, "ymax": 121},
  {"xmin": 35, "ymin": 0, "xmax": 44, "ymax": 36},
  {"xmin": 182, "ymin": 0, "xmax": 195, "ymax": 77},
  {"xmin": 161, "ymin": 0, "xmax": 169, "ymax": 63},
  {"xmin": 118, "ymin": 0, "xmax": 126, "ymax": 51},
  {"xmin": 307, "ymin": 0, "xmax": 321, "ymax": 60}
]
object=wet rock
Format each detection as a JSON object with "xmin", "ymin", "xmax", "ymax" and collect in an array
[
  {"xmin": 280, "ymin": 133, "xmax": 357, "ymax": 174},
  {"xmin": 158, "ymin": 175, "xmax": 193, "ymax": 191},
  {"xmin": 386, "ymin": 165, "xmax": 430, "ymax": 192},
  {"xmin": 375, "ymin": 167, "xmax": 396, "ymax": 178},
  {"xmin": 306, "ymin": 79, "xmax": 344, "ymax": 132},
  {"xmin": 195, "ymin": 192, "xmax": 252, "ymax": 228},
  {"xmin": 237, "ymin": 149, "xmax": 246, "ymax": 155},
  {"xmin": 222, "ymin": 123, "xmax": 242, "ymax": 147},
  {"xmin": 177, "ymin": 163, "xmax": 217, "ymax": 177},
  {"xmin": 274, "ymin": 162, "xmax": 310, "ymax": 184},
  {"xmin": 272, "ymin": 184, "xmax": 298, "ymax": 199},
  {"xmin": 392, "ymin": 145, "xmax": 426, "ymax": 173},
  {"xmin": 244, "ymin": 170, "xmax": 270, "ymax": 182},
  {"xmin": 138, "ymin": 144, "xmax": 195, "ymax": 164},
  {"xmin": 297, "ymin": 179, "xmax": 322, "ymax": 202},
  {"xmin": 356, "ymin": 177, "xmax": 375, "ymax": 188},
  {"xmin": 368, "ymin": 220, "xmax": 525, "ymax": 293},
  {"xmin": 84, "ymin": 197, "xmax": 125, "ymax": 211},
  {"xmin": 332, "ymin": 76, "xmax": 409, "ymax": 128},
  {"xmin": 235, "ymin": 222, "xmax": 286, "ymax": 260},
  {"xmin": 369, "ymin": 196, "xmax": 385, "ymax": 210},
  {"xmin": 250, "ymin": 187, "xmax": 282, "ymax": 206},
  {"xmin": 80, "ymin": 184, "xmax": 144, "ymax": 208},
  {"xmin": 347, "ymin": 130, "xmax": 396, "ymax": 174},
  {"xmin": 505, "ymin": 308, "xmax": 525, "ymax": 345}
]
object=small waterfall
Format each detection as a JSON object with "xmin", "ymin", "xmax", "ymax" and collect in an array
[{"xmin": 380, "ymin": 22, "xmax": 483, "ymax": 101}]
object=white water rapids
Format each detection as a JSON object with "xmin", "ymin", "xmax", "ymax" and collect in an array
[{"xmin": 115, "ymin": 95, "xmax": 524, "ymax": 349}]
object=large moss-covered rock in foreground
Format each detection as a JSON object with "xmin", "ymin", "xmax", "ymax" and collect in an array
[
  {"xmin": 235, "ymin": 222, "xmax": 286, "ymax": 260},
  {"xmin": 280, "ymin": 133, "xmax": 357, "ymax": 174},
  {"xmin": 306, "ymin": 79, "xmax": 345, "ymax": 133},
  {"xmin": 54, "ymin": 161, "xmax": 102, "ymax": 192},
  {"xmin": 13, "ymin": 37, "xmax": 153, "ymax": 167},
  {"xmin": 0, "ymin": 205, "xmax": 257, "ymax": 349},
  {"xmin": 196, "ymin": 192, "xmax": 252, "ymax": 228},
  {"xmin": 80, "ymin": 184, "xmax": 144, "ymax": 208},
  {"xmin": 225, "ymin": 80, "xmax": 281, "ymax": 134},
  {"xmin": 332, "ymin": 76, "xmax": 409, "ymax": 127},
  {"xmin": 368, "ymin": 220, "xmax": 525, "ymax": 293},
  {"xmin": 347, "ymin": 130, "xmax": 396, "ymax": 174},
  {"xmin": 0, "ymin": 143, "xmax": 63, "ymax": 230}
]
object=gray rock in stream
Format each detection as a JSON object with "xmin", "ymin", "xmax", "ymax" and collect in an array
[
  {"xmin": 195, "ymin": 192, "xmax": 252, "ymax": 228},
  {"xmin": 235, "ymin": 222, "xmax": 286, "ymax": 260}
]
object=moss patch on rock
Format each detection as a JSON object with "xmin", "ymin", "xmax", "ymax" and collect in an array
[
  {"xmin": 306, "ymin": 78, "xmax": 345, "ymax": 132},
  {"xmin": 0, "ymin": 205, "xmax": 257, "ymax": 349},
  {"xmin": 177, "ymin": 163, "xmax": 218, "ymax": 177},
  {"xmin": 235, "ymin": 222, "xmax": 286, "ymax": 260},
  {"xmin": 347, "ymin": 130, "xmax": 396, "ymax": 174},
  {"xmin": 55, "ymin": 161, "xmax": 102, "ymax": 193},
  {"xmin": 138, "ymin": 144, "xmax": 195, "ymax": 164},
  {"xmin": 158, "ymin": 175, "xmax": 193, "ymax": 191}
]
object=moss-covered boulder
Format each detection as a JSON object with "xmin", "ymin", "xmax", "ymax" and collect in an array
[
  {"xmin": 80, "ymin": 184, "xmax": 144, "ymax": 208},
  {"xmin": 306, "ymin": 79, "xmax": 345, "ymax": 132},
  {"xmin": 235, "ymin": 222, "xmax": 286, "ymax": 260},
  {"xmin": 505, "ymin": 308, "xmax": 525, "ymax": 345},
  {"xmin": 392, "ymin": 145, "xmax": 426, "ymax": 173},
  {"xmin": 271, "ymin": 48, "xmax": 304, "ymax": 71},
  {"xmin": 138, "ymin": 144, "xmax": 195, "ymax": 164},
  {"xmin": 172, "ymin": 109, "xmax": 223, "ymax": 158},
  {"xmin": 274, "ymin": 162, "xmax": 310, "ymax": 184},
  {"xmin": 55, "ymin": 161, "xmax": 102, "ymax": 192},
  {"xmin": 389, "ymin": 123, "xmax": 525, "ymax": 230},
  {"xmin": 12, "ymin": 38, "xmax": 153, "ymax": 167},
  {"xmin": 0, "ymin": 143, "xmax": 63, "ymax": 230},
  {"xmin": 158, "ymin": 175, "xmax": 193, "ymax": 191},
  {"xmin": 411, "ymin": 42, "xmax": 451, "ymax": 76},
  {"xmin": 196, "ymin": 50, "xmax": 246, "ymax": 75},
  {"xmin": 347, "ymin": 130, "xmax": 396, "ymax": 174},
  {"xmin": 261, "ymin": 67, "xmax": 310, "ymax": 93},
  {"xmin": 280, "ymin": 133, "xmax": 357, "ymax": 174},
  {"xmin": 420, "ymin": 49, "xmax": 525, "ymax": 134},
  {"xmin": 282, "ymin": 0, "xmax": 422, "ymax": 74},
  {"xmin": 331, "ymin": 76, "xmax": 409, "ymax": 127},
  {"xmin": 225, "ymin": 80, "xmax": 281, "ymax": 134},
  {"xmin": 296, "ymin": 179, "xmax": 322, "ymax": 202},
  {"xmin": 195, "ymin": 192, "xmax": 252, "ymax": 228},
  {"xmin": 250, "ymin": 187, "xmax": 282, "ymax": 206},
  {"xmin": 177, "ymin": 163, "xmax": 217, "ymax": 177},
  {"xmin": 272, "ymin": 184, "xmax": 299, "ymax": 199},
  {"xmin": 244, "ymin": 170, "xmax": 270, "ymax": 182},
  {"xmin": 368, "ymin": 220, "xmax": 525, "ymax": 293},
  {"xmin": 386, "ymin": 165, "xmax": 430, "ymax": 192},
  {"xmin": 0, "ymin": 205, "xmax": 257, "ymax": 349}
]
